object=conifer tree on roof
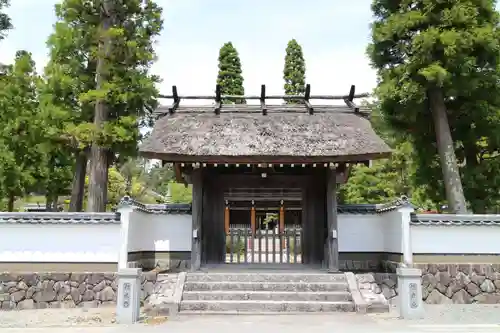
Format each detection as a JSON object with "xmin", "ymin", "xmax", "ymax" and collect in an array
[
  {"xmin": 283, "ymin": 39, "xmax": 306, "ymax": 104},
  {"xmin": 216, "ymin": 42, "xmax": 246, "ymax": 104}
]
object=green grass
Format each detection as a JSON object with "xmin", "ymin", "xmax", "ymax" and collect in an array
[{"xmin": 10, "ymin": 195, "xmax": 70, "ymax": 212}]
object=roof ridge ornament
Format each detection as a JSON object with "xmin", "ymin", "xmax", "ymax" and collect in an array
[
  {"xmin": 260, "ymin": 84, "xmax": 267, "ymax": 115},
  {"xmin": 344, "ymin": 85, "xmax": 360, "ymax": 112},
  {"xmin": 214, "ymin": 84, "xmax": 221, "ymax": 115},
  {"xmin": 304, "ymin": 84, "xmax": 313, "ymax": 115},
  {"xmin": 168, "ymin": 85, "xmax": 180, "ymax": 114},
  {"xmin": 154, "ymin": 84, "xmax": 370, "ymax": 117}
]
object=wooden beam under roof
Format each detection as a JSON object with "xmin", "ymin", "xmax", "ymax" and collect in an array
[{"xmin": 173, "ymin": 162, "xmax": 187, "ymax": 186}]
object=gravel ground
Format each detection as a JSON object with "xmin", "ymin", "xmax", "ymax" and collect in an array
[
  {"xmin": 0, "ymin": 307, "xmax": 118, "ymax": 328},
  {"xmin": 1, "ymin": 305, "xmax": 500, "ymax": 330},
  {"xmin": 369, "ymin": 304, "xmax": 500, "ymax": 325}
]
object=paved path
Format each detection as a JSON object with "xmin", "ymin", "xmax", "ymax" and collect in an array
[{"xmin": 2, "ymin": 305, "xmax": 500, "ymax": 332}]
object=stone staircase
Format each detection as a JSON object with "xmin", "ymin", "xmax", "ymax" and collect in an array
[{"xmin": 179, "ymin": 272, "xmax": 356, "ymax": 314}]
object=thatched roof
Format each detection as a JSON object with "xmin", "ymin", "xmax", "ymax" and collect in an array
[{"xmin": 140, "ymin": 104, "xmax": 391, "ymax": 163}]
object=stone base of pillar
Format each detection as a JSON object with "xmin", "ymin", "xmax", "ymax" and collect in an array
[
  {"xmin": 116, "ymin": 268, "xmax": 142, "ymax": 324},
  {"xmin": 397, "ymin": 267, "xmax": 425, "ymax": 319}
]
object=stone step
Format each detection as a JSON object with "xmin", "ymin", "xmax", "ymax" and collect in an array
[
  {"xmin": 186, "ymin": 273, "xmax": 346, "ymax": 283},
  {"xmin": 179, "ymin": 300, "xmax": 355, "ymax": 312},
  {"xmin": 182, "ymin": 290, "xmax": 352, "ymax": 302},
  {"xmin": 178, "ymin": 311, "xmax": 348, "ymax": 316},
  {"xmin": 183, "ymin": 281, "xmax": 349, "ymax": 292}
]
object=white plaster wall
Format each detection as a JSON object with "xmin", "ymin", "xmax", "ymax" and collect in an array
[
  {"xmin": 383, "ymin": 210, "xmax": 404, "ymax": 253},
  {"xmin": 411, "ymin": 225, "xmax": 500, "ymax": 254},
  {"xmin": 127, "ymin": 212, "xmax": 192, "ymax": 252},
  {"xmin": 0, "ymin": 224, "xmax": 120, "ymax": 262},
  {"xmin": 338, "ymin": 211, "xmax": 404, "ymax": 253},
  {"xmin": 338, "ymin": 214, "xmax": 385, "ymax": 252}
]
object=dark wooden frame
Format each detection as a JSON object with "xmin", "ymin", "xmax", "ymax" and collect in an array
[{"xmin": 192, "ymin": 168, "xmax": 339, "ymax": 270}]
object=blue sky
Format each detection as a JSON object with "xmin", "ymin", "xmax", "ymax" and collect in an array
[{"xmin": 1, "ymin": 0, "xmax": 378, "ymax": 104}]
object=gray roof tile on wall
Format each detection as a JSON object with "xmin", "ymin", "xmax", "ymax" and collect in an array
[
  {"xmin": 337, "ymin": 196, "xmax": 411, "ymax": 215},
  {"xmin": 142, "ymin": 203, "xmax": 192, "ymax": 214},
  {"xmin": 411, "ymin": 214, "xmax": 500, "ymax": 226},
  {"xmin": 0, "ymin": 212, "xmax": 120, "ymax": 224}
]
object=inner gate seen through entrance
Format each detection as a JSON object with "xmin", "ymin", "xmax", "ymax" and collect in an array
[{"xmin": 224, "ymin": 188, "xmax": 302, "ymax": 264}]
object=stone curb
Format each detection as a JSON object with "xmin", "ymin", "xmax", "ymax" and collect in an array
[
  {"xmin": 170, "ymin": 271, "xmax": 187, "ymax": 316},
  {"xmin": 344, "ymin": 272, "xmax": 367, "ymax": 314}
]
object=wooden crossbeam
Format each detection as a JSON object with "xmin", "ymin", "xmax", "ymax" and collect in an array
[
  {"xmin": 260, "ymin": 84, "xmax": 267, "ymax": 115},
  {"xmin": 154, "ymin": 84, "xmax": 371, "ymax": 116},
  {"xmin": 158, "ymin": 85, "xmax": 370, "ymax": 101}
]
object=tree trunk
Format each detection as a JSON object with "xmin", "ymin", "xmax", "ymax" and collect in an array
[
  {"xmin": 88, "ymin": 146, "xmax": 108, "ymax": 212},
  {"xmin": 53, "ymin": 195, "xmax": 59, "ymax": 211},
  {"xmin": 428, "ymin": 88, "xmax": 468, "ymax": 214},
  {"xmin": 463, "ymin": 143, "xmax": 486, "ymax": 213},
  {"xmin": 69, "ymin": 150, "xmax": 87, "ymax": 212},
  {"xmin": 103, "ymin": 150, "xmax": 114, "ymax": 208},
  {"xmin": 7, "ymin": 193, "xmax": 15, "ymax": 212},
  {"xmin": 87, "ymin": 3, "xmax": 112, "ymax": 212},
  {"xmin": 45, "ymin": 194, "xmax": 52, "ymax": 211},
  {"xmin": 45, "ymin": 194, "xmax": 59, "ymax": 212}
]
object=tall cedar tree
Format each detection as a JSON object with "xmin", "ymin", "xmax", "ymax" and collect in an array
[
  {"xmin": 216, "ymin": 42, "xmax": 245, "ymax": 104},
  {"xmin": 44, "ymin": 0, "xmax": 103, "ymax": 211},
  {"xmin": 283, "ymin": 39, "xmax": 306, "ymax": 104},
  {"xmin": 368, "ymin": 1, "xmax": 500, "ymax": 213},
  {"xmin": 45, "ymin": 0, "xmax": 162, "ymax": 212},
  {"xmin": 86, "ymin": 0, "xmax": 162, "ymax": 212},
  {"xmin": 37, "ymin": 76, "xmax": 75, "ymax": 211},
  {"xmin": 0, "ymin": 52, "xmax": 46, "ymax": 211}
]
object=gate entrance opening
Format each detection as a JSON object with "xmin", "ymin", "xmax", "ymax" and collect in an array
[{"xmin": 224, "ymin": 188, "xmax": 303, "ymax": 264}]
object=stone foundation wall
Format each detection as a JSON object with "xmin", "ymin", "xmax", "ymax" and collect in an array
[
  {"xmin": 356, "ymin": 273, "xmax": 398, "ymax": 305},
  {"xmin": 339, "ymin": 259, "xmax": 379, "ymax": 272},
  {"xmin": 419, "ymin": 264, "xmax": 500, "ymax": 304},
  {"xmin": 339, "ymin": 253, "xmax": 403, "ymax": 272},
  {"xmin": 360, "ymin": 263, "xmax": 500, "ymax": 305},
  {"xmin": 0, "ymin": 272, "xmax": 177, "ymax": 311},
  {"xmin": 128, "ymin": 251, "xmax": 190, "ymax": 272}
]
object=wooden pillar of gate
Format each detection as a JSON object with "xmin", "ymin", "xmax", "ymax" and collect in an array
[
  {"xmin": 250, "ymin": 200, "xmax": 256, "ymax": 235},
  {"xmin": 279, "ymin": 200, "xmax": 285, "ymax": 232},
  {"xmin": 279, "ymin": 200, "xmax": 285, "ymax": 249},
  {"xmin": 326, "ymin": 167, "xmax": 339, "ymax": 272},
  {"xmin": 224, "ymin": 200, "xmax": 230, "ymax": 234}
]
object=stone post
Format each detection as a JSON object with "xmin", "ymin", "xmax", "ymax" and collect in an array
[
  {"xmin": 397, "ymin": 199, "xmax": 415, "ymax": 266},
  {"xmin": 397, "ymin": 267, "xmax": 424, "ymax": 319},
  {"xmin": 117, "ymin": 196, "xmax": 134, "ymax": 270},
  {"xmin": 116, "ymin": 268, "xmax": 142, "ymax": 324}
]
